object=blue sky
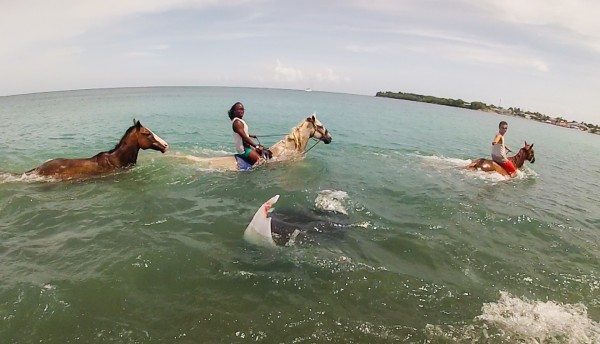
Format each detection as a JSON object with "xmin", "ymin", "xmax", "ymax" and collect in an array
[{"xmin": 1, "ymin": 0, "xmax": 599, "ymax": 123}]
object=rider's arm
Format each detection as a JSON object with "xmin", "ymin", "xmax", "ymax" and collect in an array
[
  {"xmin": 232, "ymin": 121, "xmax": 260, "ymax": 148},
  {"xmin": 492, "ymin": 134, "xmax": 502, "ymax": 145}
]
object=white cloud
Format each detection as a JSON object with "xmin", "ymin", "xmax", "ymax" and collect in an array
[
  {"xmin": 0, "ymin": 0, "xmax": 598, "ymax": 121},
  {"xmin": 272, "ymin": 60, "xmax": 343, "ymax": 83},
  {"xmin": 124, "ymin": 51, "xmax": 158, "ymax": 58},
  {"xmin": 314, "ymin": 68, "xmax": 340, "ymax": 82},
  {"xmin": 151, "ymin": 44, "xmax": 169, "ymax": 50},
  {"xmin": 124, "ymin": 44, "xmax": 169, "ymax": 58},
  {"xmin": 273, "ymin": 60, "xmax": 304, "ymax": 82},
  {"xmin": 0, "ymin": 0, "xmax": 229, "ymax": 56},
  {"xmin": 486, "ymin": 0, "xmax": 600, "ymax": 52},
  {"xmin": 345, "ymin": 44, "xmax": 390, "ymax": 54},
  {"xmin": 454, "ymin": 46, "xmax": 549, "ymax": 72}
]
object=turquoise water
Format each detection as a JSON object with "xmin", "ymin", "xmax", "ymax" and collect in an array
[{"xmin": 1, "ymin": 87, "xmax": 599, "ymax": 343}]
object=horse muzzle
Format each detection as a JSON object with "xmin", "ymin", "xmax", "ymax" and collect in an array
[{"xmin": 154, "ymin": 142, "xmax": 169, "ymax": 153}]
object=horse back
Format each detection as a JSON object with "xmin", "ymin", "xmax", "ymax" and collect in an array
[
  {"xmin": 30, "ymin": 156, "xmax": 109, "ymax": 178},
  {"xmin": 467, "ymin": 158, "xmax": 509, "ymax": 176}
]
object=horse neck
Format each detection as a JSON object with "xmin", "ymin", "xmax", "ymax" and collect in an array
[
  {"xmin": 281, "ymin": 124, "xmax": 312, "ymax": 151},
  {"xmin": 509, "ymin": 149, "xmax": 526, "ymax": 168},
  {"xmin": 109, "ymin": 133, "xmax": 140, "ymax": 166}
]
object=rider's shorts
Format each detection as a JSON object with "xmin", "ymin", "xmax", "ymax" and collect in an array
[
  {"xmin": 240, "ymin": 147, "xmax": 252, "ymax": 159},
  {"xmin": 500, "ymin": 160, "xmax": 517, "ymax": 174}
]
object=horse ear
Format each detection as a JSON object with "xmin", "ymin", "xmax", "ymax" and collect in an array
[
  {"xmin": 530, "ymin": 143, "xmax": 534, "ymax": 148},
  {"xmin": 133, "ymin": 118, "xmax": 137, "ymax": 126},
  {"xmin": 524, "ymin": 140, "xmax": 528, "ymax": 146},
  {"xmin": 134, "ymin": 119, "xmax": 141, "ymax": 127},
  {"xmin": 306, "ymin": 113, "xmax": 316, "ymax": 122}
]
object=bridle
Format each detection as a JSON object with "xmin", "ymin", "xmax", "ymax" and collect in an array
[
  {"xmin": 304, "ymin": 122, "xmax": 329, "ymax": 154},
  {"xmin": 512, "ymin": 146, "xmax": 535, "ymax": 166},
  {"xmin": 256, "ymin": 120, "xmax": 329, "ymax": 155}
]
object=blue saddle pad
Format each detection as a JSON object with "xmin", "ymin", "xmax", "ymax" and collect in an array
[{"xmin": 235, "ymin": 155, "xmax": 253, "ymax": 171}]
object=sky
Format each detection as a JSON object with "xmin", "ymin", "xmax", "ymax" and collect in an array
[{"xmin": 1, "ymin": 0, "xmax": 599, "ymax": 123}]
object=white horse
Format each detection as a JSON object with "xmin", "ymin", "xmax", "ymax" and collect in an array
[{"xmin": 181, "ymin": 113, "xmax": 332, "ymax": 171}]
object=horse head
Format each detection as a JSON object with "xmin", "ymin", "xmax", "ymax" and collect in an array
[
  {"xmin": 521, "ymin": 141, "xmax": 535, "ymax": 163},
  {"xmin": 132, "ymin": 119, "xmax": 169, "ymax": 153},
  {"xmin": 305, "ymin": 114, "xmax": 332, "ymax": 144}
]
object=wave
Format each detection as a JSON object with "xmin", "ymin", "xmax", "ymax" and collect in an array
[
  {"xmin": 426, "ymin": 291, "xmax": 600, "ymax": 343},
  {"xmin": 0, "ymin": 172, "xmax": 56, "ymax": 184}
]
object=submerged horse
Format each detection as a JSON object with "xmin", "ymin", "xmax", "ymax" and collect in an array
[
  {"xmin": 466, "ymin": 141, "xmax": 535, "ymax": 177},
  {"xmin": 26, "ymin": 119, "xmax": 168, "ymax": 180},
  {"xmin": 187, "ymin": 114, "xmax": 332, "ymax": 171}
]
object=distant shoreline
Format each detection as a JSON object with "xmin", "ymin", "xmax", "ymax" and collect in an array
[{"xmin": 376, "ymin": 91, "xmax": 599, "ymax": 135}]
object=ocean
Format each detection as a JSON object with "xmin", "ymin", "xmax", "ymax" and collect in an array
[{"xmin": 1, "ymin": 87, "xmax": 599, "ymax": 343}]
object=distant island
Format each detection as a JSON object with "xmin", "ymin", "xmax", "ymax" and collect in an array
[{"xmin": 376, "ymin": 91, "xmax": 599, "ymax": 135}]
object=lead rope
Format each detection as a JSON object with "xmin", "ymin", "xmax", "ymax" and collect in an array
[
  {"xmin": 256, "ymin": 132, "xmax": 320, "ymax": 156},
  {"xmin": 303, "ymin": 138, "xmax": 320, "ymax": 154},
  {"xmin": 256, "ymin": 133, "xmax": 287, "ymax": 138}
]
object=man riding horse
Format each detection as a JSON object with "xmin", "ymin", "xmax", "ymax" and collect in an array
[{"xmin": 228, "ymin": 102, "xmax": 271, "ymax": 166}]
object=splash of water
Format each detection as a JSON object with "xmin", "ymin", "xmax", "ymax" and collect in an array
[
  {"xmin": 426, "ymin": 291, "xmax": 600, "ymax": 343},
  {"xmin": 314, "ymin": 189, "xmax": 349, "ymax": 215},
  {"xmin": 477, "ymin": 291, "xmax": 600, "ymax": 343},
  {"xmin": 0, "ymin": 172, "xmax": 53, "ymax": 183}
]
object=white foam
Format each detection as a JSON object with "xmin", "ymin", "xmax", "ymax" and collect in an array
[
  {"xmin": 460, "ymin": 166, "xmax": 538, "ymax": 183},
  {"xmin": 0, "ymin": 172, "xmax": 56, "ymax": 183},
  {"xmin": 478, "ymin": 291, "xmax": 600, "ymax": 343},
  {"xmin": 426, "ymin": 291, "xmax": 600, "ymax": 343},
  {"xmin": 314, "ymin": 190, "xmax": 349, "ymax": 215},
  {"xmin": 461, "ymin": 168, "xmax": 510, "ymax": 183},
  {"xmin": 417, "ymin": 153, "xmax": 472, "ymax": 167}
]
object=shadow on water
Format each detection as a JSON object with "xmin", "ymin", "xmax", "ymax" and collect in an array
[{"xmin": 271, "ymin": 207, "xmax": 349, "ymax": 246}]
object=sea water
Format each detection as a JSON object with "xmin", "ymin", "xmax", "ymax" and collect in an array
[{"xmin": 0, "ymin": 87, "xmax": 599, "ymax": 343}]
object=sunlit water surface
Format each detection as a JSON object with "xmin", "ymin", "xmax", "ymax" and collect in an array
[{"xmin": 1, "ymin": 87, "xmax": 599, "ymax": 343}]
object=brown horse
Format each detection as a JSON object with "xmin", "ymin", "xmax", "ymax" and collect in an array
[
  {"xmin": 466, "ymin": 141, "xmax": 535, "ymax": 177},
  {"xmin": 26, "ymin": 119, "xmax": 168, "ymax": 179}
]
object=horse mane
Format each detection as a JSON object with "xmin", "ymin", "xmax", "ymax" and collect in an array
[
  {"xmin": 285, "ymin": 118, "xmax": 311, "ymax": 150},
  {"xmin": 509, "ymin": 145, "xmax": 531, "ymax": 168},
  {"xmin": 290, "ymin": 126, "xmax": 303, "ymax": 149},
  {"xmin": 92, "ymin": 124, "xmax": 137, "ymax": 157}
]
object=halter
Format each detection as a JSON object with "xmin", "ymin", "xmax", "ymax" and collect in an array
[
  {"xmin": 303, "ymin": 121, "xmax": 328, "ymax": 154},
  {"xmin": 511, "ymin": 146, "xmax": 534, "ymax": 168},
  {"xmin": 256, "ymin": 120, "xmax": 328, "ymax": 155}
]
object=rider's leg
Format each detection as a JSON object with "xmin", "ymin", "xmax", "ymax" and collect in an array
[
  {"xmin": 247, "ymin": 149, "xmax": 262, "ymax": 165},
  {"xmin": 501, "ymin": 160, "xmax": 517, "ymax": 177}
]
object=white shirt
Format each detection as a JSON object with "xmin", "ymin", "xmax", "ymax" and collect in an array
[
  {"xmin": 232, "ymin": 117, "xmax": 249, "ymax": 154},
  {"xmin": 491, "ymin": 135, "xmax": 508, "ymax": 163}
]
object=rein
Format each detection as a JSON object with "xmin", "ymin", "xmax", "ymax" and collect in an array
[
  {"xmin": 256, "ymin": 133, "xmax": 287, "ymax": 138},
  {"xmin": 303, "ymin": 139, "xmax": 321, "ymax": 154},
  {"xmin": 256, "ymin": 130, "xmax": 322, "ymax": 156}
]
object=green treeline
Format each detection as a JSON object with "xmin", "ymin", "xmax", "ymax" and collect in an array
[
  {"xmin": 376, "ymin": 90, "xmax": 600, "ymax": 134},
  {"xmin": 375, "ymin": 91, "xmax": 488, "ymax": 110}
]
